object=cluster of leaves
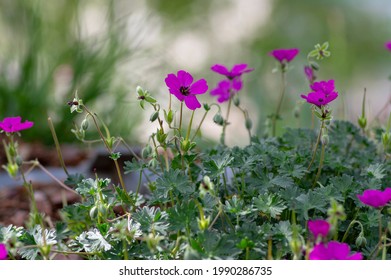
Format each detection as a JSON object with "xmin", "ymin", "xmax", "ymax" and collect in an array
[{"xmin": 1, "ymin": 119, "xmax": 390, "ymax": 260}]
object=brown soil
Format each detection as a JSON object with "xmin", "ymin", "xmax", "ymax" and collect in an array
[{"xmin": 0, "ymin": 182, "xmax": 80, "ymax": 227}]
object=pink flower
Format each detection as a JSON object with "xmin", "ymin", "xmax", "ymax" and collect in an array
[
  {"xmin": 385, "ymin": 41, "xmax": 391, "ymax": 51},
  {"xmin": 308, "ymin": 220, "xmax": 330, "ymax": 240},
  {"xmin": 165, "ymin": 70, "xmax": 208, "ymax": 110},
  {"xmin": 304, "ymin": 66, "xmax": 315, "ymax": 83},
  {"xmin": 211, "ymin": 64, "xmax": 254, "ymax": 80},
  {"xmin": 269, "ymin": 48, "xmax": 299, "ymax": 64},
  {"xmin": 309, "ymin": 241, "xmax": 363, "ymax": 260},
  {"xmin": 301, "ymin": 80, "xmax": 338, "ymax": 107},
  {"xmin": 210, "ymin": 79, "xmax": 242, "ymax": 103},
  {"xmin": 0, "ymin": 116, "xmax": 34, "ymax": 133},
  {"xmin": 357, "ymin": 188, "xmax": 391, "ymax": 208},
  {"xmin": 0, "ymin": 243, "xmax": 7, "ymax": 260}
]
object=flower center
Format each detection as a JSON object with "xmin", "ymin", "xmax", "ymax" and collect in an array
[
  {"xmin": 180, "ymin": 86, "xmax": 190, "ymax": 96},
  {"xmin": 318, "ymin": 98, "xmax": 324, "ymax": 102}
]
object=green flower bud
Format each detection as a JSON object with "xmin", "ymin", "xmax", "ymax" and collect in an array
[
  {"xmin": 309, "ymin": 61, "xmax": 320, "ymax": 71},
  {"xmin": 164, "ymin": 109, "xmax": 174, "ymax": 124},
  {"xmin": 213, "ymin": 114, "xmax": 224, "ymax": 126},
  {"xmin": 156, "ymin": 129, "xmax": 167, "ymax": 144},
  {"xmin": 81, "ymin": 119, "xmax": 89, "ymax": 130},
  {"xmin": 15, "ymin": 155, "xmax": 23, "ymax": 167},
  {"xmin": 4, "ymin": 163, "xmax": 19, "ymax": 178},
  {"xmin": 321, "ymin": 134, "xmax": 329, "ymax": 146},
  {"xmin": 233, "ymin": 96, "xmax": 240, "ymax": 107},
  {"xmin": 150, "ymin": 111, "xmax": 159, "ymax": 122},
  {"xmin": 181, "ymin": 139, "xmax": 190, "ymax": 152},
  {"xmin": 245, "ymin": 118, "xmax": 252, "ymax": 130},
  {"xmin": 358, "ymin": 116, "xmax": 367, "ymax": 130},
  {"xmin": 197, "ymin": 215, "xmax": 210, "ymax": 231},
  {"xmin": 89, "ymin": 206, "xmax": 98, "ymax": 219},
  {"xmin": 203, "ymin": 103, "xmax": 211, "ymax": 111},
  {"xmin": 142, "ymin": 145, "xmax": 152, "ymax": 159},
  {"xmin": 290, "ymin": 239, "xmax": 302, "ymax": 255},
  {"xmin": 355, "ymin": 234, "xmax": 367, "ymax": 247},
  {"xmin": 382, "ymin": 132, "xmax": 391, "ymax": 148}
]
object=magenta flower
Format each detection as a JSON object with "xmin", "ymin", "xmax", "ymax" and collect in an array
[
  {"xmin": 210, "ymin": 79, "xmax": 242, "ymax": 103},
  {"xmin": 385, "ymin": 41, "xmax": 391, "ymax": 51},
  {"xmin": 165, "ymin": 70, "xmax": 208, "ymax": 110},
  {"xmin": 211, "ymin": 64, "xmax": 254, "ymax": 80},
  {"xmin": 0, "ymin": 243, "xmax": 7, "ymax": 260},
  {"xmin": 301, "ymin": 80, "xmax": 338, "ymax": 107},
  {"xmin": 357, "ymin": 188, "xmax": 391, "ymax": 208},
  {"xmin": 269, "ymin": 48, "xmax": 299, "ymax": 64},
  {"xmin": 308, "ymin": 220, "xmax": 330, "ymax": 240},
  {"xmin": 309, "ymin": 241, "xmax": 363, "ymax": 260},
  {"xmin": 304, "ymin": 65, "xmax": 315, "ymax": 83},
  {"xmin": 0, "ymin": 116, "xmax": 34, "ymax": 133}
]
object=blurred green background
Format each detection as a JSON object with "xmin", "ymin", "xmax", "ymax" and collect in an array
[{"xmin": 1, "ymin": 0, "xmax": 390, "ymax": 146}]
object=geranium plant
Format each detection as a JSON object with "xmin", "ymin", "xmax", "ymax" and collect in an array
[{"xmin": 1, "ymin": 42, "xmax": 391, "ymax": 261}]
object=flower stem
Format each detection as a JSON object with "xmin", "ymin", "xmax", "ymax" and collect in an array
[
  {"xmin": 307, "ymin": 121, "xmax": 323, "ymax": 171},
  {"xmin": 267, "ymin": 238, "xmax": 273, "ymax": 260},
  {"xmin": 272, "ymin": 70, "xmax": 286, "ymax": 137},
  {"xmin": 82, "ymin": 105, "xmax": 126, "ymax": 192},
  {"xmin": 186, "ymin": 110, "xmax": 195, "ymax": 141},
  {"xmin": 179, "ymin": 102, "xmax": 184, "ymax": 137},
  {"xmin": 47, "ymin": 117, "xmax": 69, "ymax": 176},
  {"xmin": 221, "ymin": 95, "xmax": 233, "ymax": 145},
  {"xmin": 191, "ymin": 110, "xmax": 208, "ymax": 142},
  {"xmin": 341, "ymin": 220, "xmax": 364, "ymax": 243},
  {"xmin": 312, "ymin": 142, "xmax": 326, "ymax": 188}
]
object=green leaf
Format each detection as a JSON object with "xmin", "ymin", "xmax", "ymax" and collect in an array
[
  {"xmin": 124, "ymin": 158, "xmax": 146, "ymax": 173},
  {"xmin": 133, "ymin": 206, "xmax": 169, "ymax": 235},
  {"xmin": 167, "ymin": 200, "xmax": 197, "ymax": 231},
  {"xmin": 76, "ymin": 228, "xmax": 112, "ymax": 253},
  {"xmin": 253, "ymin": 194, "xmax": 287, "ymax": 219}
]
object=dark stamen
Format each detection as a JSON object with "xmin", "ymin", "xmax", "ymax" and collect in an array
[{"xmin": 180, "ymin": 86, "xmax": 190, "ymax": 96}]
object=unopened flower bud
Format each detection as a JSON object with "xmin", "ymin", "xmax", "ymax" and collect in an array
[
  {"xmin": 358, "ymin": 116, "xmax": 367, "ymax": 130},
  {"xmin": 245, "ymin": 118, "xmax": 252, "ymax": 130},
  {"xmin": 6, "ymin": 163, "xmax": 19, "ymax": 178},
  {"xmin": 309, "ymin": 61, "xmax": 320, "ymax": 71},
  {"xmin": 213, "ymin": 114, "xmax": 224, "ymax": 126},
  {"xmin": 81, "ymin": 119, "xmax": 89, "ymax": 130},
  {"xmin": 150, "ymin": 111, "xmax": 159, "ymax": 122},
  {"xmin": 203, "ymin": 103, "xmax": 211, "ymax": 111},
  {"xmin": 15, "ymin": 155, "xmax": 23, "ymax": 167},
  {"xmin": 321, "ymin": 134, "xmax": 329, "ymax": 146},
  {"xmin": 89, "ymin": 206, "xmax": 98, "ymax": 219},
  {"xmin": 233, "ymin": 96, "xmax": 240, "ymax": 107},
  {"xmin": 181, "ymin": 139, "xmax": 190, "ymax": 152},
  {"xmin": 164, "ymin": 109, "xmax": 174, "ymax": 124},
  {"xmin": 355, "ymin": 234, "xmax": 367, "ymax": 247},
  {"xmin": 290, "ymin": 239, "xmax": 302, "ymax": 255},
  {"xmin": 197, "ymin": 215, "xmax": 210, "ymax": 231},
  {"xmin": 142, "ymin": 145, "xmax": 152, "ymax": 159},
  {"xmin": 382, "ymin": 132, "xmax": 390, "ymax": 148}
]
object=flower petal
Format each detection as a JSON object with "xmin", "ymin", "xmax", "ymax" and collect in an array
[
  {"xmin": 177, "ymin": 70, "xmax": 193, "ymax": 87},
  {"xmin": 211, "ymin": 64, "xmax": 230, "ymax": 76},
  {"xmin": 190, "ymin": 79, "xmax": 208, "ymax": 95},
  {"xmin": 165, "ymin": 73, "xmax": 180, "ymax": 90},
  {"xmin": 169, "ymin": 88, "xmax": 185, "ymax": 102},
  {"xmin": 184, "ymin": 95, "xmax": 201, "ymax": 110}
]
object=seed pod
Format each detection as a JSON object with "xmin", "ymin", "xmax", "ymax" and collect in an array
[
  {"xmin": 321, "ymin": 134, "xmax": 329, "ymax": 146},
  {"xmin": 150, "ymin": 111, "xmax": 159, "ymax": 122}
]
